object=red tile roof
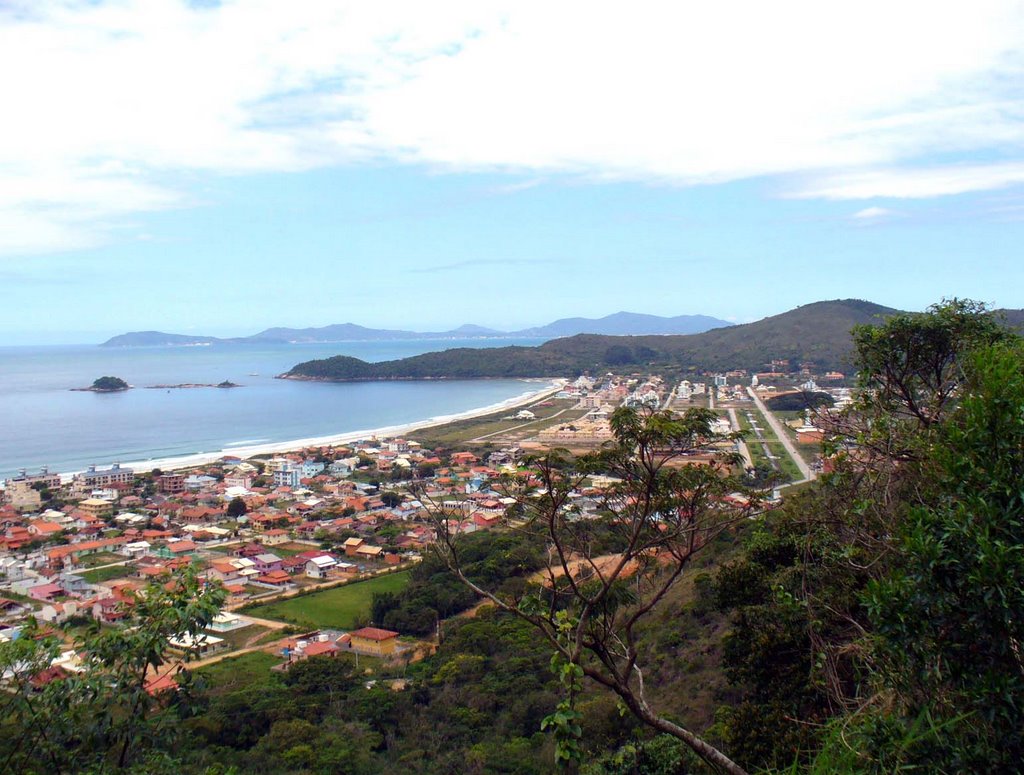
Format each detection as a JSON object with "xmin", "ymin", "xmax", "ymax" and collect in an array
[
  {"xmin": 349, "ymin": 627, "xmax": 399, "ymax": 641},
  {"xmin": 303, "ymin": 641, "xmax": 339, "ymax": 657}
]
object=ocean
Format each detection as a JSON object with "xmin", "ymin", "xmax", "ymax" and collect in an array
[{"xmin": 0, "ymin": 338, "xmax": 548, "ymax": 480}]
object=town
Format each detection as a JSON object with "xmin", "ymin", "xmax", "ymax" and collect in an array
[{"xmin": 0, "ymin": 366, "xmax": 848, "ymax": 690}]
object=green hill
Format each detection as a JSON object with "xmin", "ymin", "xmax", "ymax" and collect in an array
[{"xmin": 281, "ymin": 299, "xmax": 901, "ymax": 380}]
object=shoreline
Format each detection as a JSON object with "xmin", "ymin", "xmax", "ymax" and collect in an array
[{"xmin": 59, "ymin": 378, "xmax": 566, "ymax": 480}]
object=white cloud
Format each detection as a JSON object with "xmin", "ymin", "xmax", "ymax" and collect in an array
[
  {"xmin": 852, "ymin": 207, "xmax": 900, "ymax": 221},
  {"xmin": 4, "ymin": 0, "xmax": 1024, "ymax": 253},
  {"xmin": 799, "ymin": 163, "xmax": 1024, "ymax": 200}
]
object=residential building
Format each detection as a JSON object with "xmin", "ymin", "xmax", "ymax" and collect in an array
[
  {"xmin": 157, "ymin": 474, "xmax": 186, "ymax": 494},
  {"xmin": 273, "ymin": 464, "xmax": 303, "ymax": 489},
  {"xmin": 347, "ymin": 627, "xmax": 399, "ymax": 656},
  {"xmin": 305, "ymin": 555, "xmax": 337, "ymax": 579},
  {"xmin": 78, "ymin": 498, "xmax": 114, "ymax": 518},
  {"xmin": 73, "ymin": 464, "xmax": 134, "ymax": 494}
]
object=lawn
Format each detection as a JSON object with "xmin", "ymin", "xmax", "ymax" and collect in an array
[
  {"xmin": 264, "ymin": 542, "xmax": 315, "ymax": 557},
  {"xmin": 80, "ymin": 565, "xmax": 131, "ymax": 584},
  {"xmin": 78, "ymin": 551, "xmax": 125, "ymax": 568},
  {"xmin": 243, "ymin": 570, "xmax": 410, "ymax": 630},
  {"xmin": 197, "ymin": 651, "xmax": 281, "ymax": 693}
]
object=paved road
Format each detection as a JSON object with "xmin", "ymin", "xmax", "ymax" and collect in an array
[
  {"xmin": 746, "ymin": 387, "xmax": 813, "ymax": 482},
  {"xmin": 726, "ymin": 408, "xmax": 754, "ymax": 469},
  {"xmin": 662, "ymin": 384, "xmax": 677, "ymax": 411}
]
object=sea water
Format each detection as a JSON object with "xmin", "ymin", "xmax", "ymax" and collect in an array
[{"xmin": 0, "ymin": 339, "xmax": 548, "ymax": 479}]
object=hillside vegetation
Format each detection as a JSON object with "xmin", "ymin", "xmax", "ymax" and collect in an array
[{"xmin": 282, "ymin": 299, "xmax": 900, "ymax": 380}]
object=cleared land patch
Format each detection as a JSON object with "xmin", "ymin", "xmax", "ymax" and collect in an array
[
  {"xmin": 80, "ymin": 565, "xmax": 131, "ymax": 584},
  {"xmin": 243, "ymin": 571, "xmax": 411, "ymax": 630},
  {"xmin": 197, "ymin": 650, "xmax": 280, "ymax": 692}
]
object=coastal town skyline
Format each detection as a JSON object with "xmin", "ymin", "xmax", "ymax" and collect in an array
[{"xmin": 5, "ymin": 2, "xmax": 1024, "ymax": 345}]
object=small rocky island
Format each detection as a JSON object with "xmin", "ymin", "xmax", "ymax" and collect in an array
[
  {"xmin": 144, "ymin": 380, "xmax": 241, "ymax": 389},
  {"xmin": 72, "ymin": 376, "xmax": 131, "ymax": 392},
  {"xmin": 73, "ymin": 377, "xmax": 242, "ymax": 392}
]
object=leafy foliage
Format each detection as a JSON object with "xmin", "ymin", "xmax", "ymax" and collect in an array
[
  {"xmin": 763, "ymin": 391, "xmax": 834, "ymax": 412},
  {"xmin": 91, "ymin": 375, "xmax": 129, "ymax": 391},
  {"xmin": 431, "ymin": 405, "xmax": 760, "ymax": 774},
  {"xmin": 863, "ymin": 341, "xmax": 1024, "ymax": 771},
  {"xmin": 711, "ymin": 299, "xmax": 1024, "ymax": 773},
  {"xmin": 0, "ymin": 567, "xmax": 225, "ymax": 772},
  {"xmin": 371, "ymin": 530, "xmax": 546, "ymax": 635}
]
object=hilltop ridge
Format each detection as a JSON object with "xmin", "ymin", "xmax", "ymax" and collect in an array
[{"xmin": 281, "ymin": 299, "xmax": 904, "ymax": 380}]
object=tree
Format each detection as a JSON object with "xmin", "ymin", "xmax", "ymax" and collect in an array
[
  {"xmin": 380, "ymin": 491, "xmax": 404, "ymax": 508},
  {"xmin": 226, "ymin": 496, "xmax": 248, "ymax": 518},
  {"xmin": 426, "ymin": 405, "xmax": 758, "ymax": 773},
  {"xmin": 863, "ymin": 340, "xmax": 1024, "ymax": 770},
  {"xmin": 90, "ymin": 375, "xmax": 129, "ymax": 392},
  {"xmin": 708, "ymin": 300, "xmax": 1022, "ymax": 771},
  {"xmin": 0, "ymin": 567, "xmax": 226, "ymax": 772},
  {"xmin": 847, "ymin": 298, "xmax": 1006, "ymax": 441}
]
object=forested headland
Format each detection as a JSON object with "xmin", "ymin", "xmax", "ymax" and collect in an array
[{"xmin": 281, "ymin": 299, "xmax": 901, "ymax": 380}]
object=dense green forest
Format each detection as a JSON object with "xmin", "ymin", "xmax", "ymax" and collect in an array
[{"xmin": 3, "ymin": 300, "xmax": 1024, "ymax": 773}]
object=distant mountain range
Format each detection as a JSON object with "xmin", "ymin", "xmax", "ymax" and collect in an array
[
  {"xmin": 277, "ymin": 301, "xmax": 1024, "ymax": 381},
  {"xmin": 99, "ymin": 312, "xmax": 732, "ymax": 347},
  {"xmin": 282, "ymin": 299, "xmax": 901, "ymax": 380}
]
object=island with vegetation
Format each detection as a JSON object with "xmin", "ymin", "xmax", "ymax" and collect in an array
[{"xmin": 72, "ymin": 375, "xmax": 131, "ymax": 392}]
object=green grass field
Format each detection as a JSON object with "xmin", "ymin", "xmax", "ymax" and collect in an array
[
  {"xmin": 80, "ymin": 565, "xmax": 131, "ymax": 584},
  {"xmin": 197, "ymin": 651, "xmax": 280, "ymax": 693},
  {"xmin": 243, "ymin": 571, "xmax": 411, "ymax": 630},
  {"xmin": 78, "ymin": 551, "xmax": 125, "ymax": 568}
]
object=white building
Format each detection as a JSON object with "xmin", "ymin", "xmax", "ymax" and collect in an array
[{"xmin": 305, "ymin": 555, "xmax": 337, "ymax": 579}]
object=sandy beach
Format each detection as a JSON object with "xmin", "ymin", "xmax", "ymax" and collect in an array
[{"xmin": 86, "ymin": 378, "xmax": 567, "ymax": 477}]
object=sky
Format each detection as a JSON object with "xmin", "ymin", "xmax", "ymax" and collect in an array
[{"xmin": 4, "ymin": 1, "xmax": 1024, "ymax": 344}]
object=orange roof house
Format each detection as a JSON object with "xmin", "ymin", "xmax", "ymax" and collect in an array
[
  {"xmin": 257, "ymin": 569, "xmax": 291, "ymax": 586},
  {"xmin": 347, "ymin": 627, "xmax": 399, "ymax": 656},
  {"xmin": 28, "ymin": 520, "xmax": 63, "ymax": 537}
]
